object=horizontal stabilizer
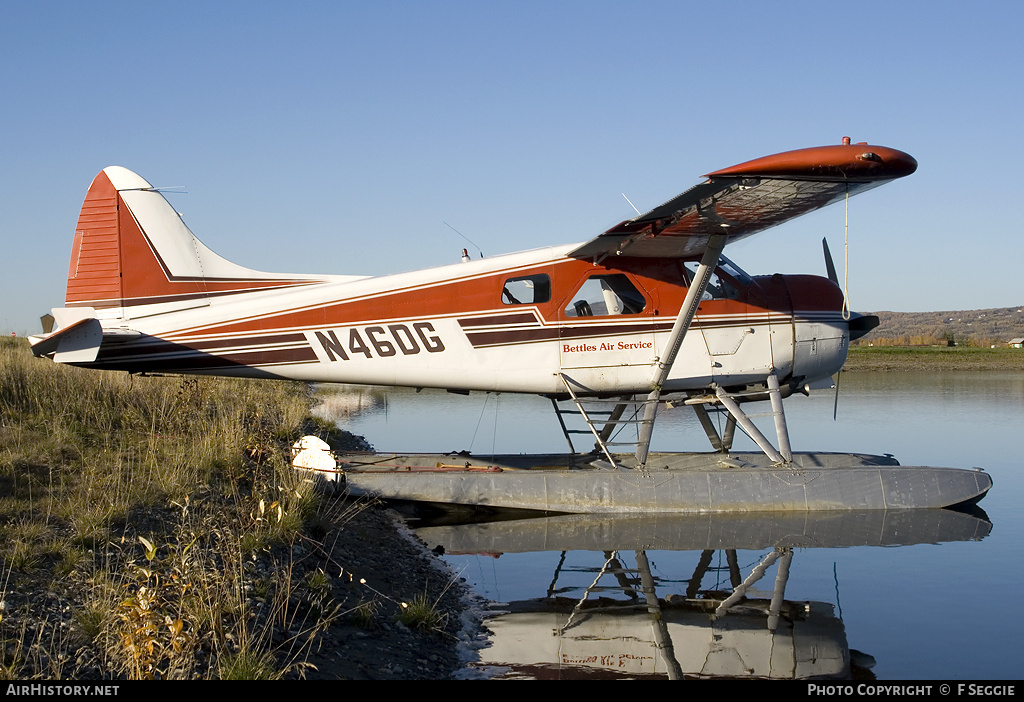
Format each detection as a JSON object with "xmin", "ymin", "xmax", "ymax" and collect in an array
[
  {"xmin": 29, "ymin": 307, "xmax": 142, "ymax": 363},
  {"xmin": 29, "ymin": 315, "xmax": 103, "ymax": 363}
]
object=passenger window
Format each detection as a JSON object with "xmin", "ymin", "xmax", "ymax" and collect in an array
[
  {"xmin": 564, "ymin": 274, "xmax": 646, "ymax": 317},
  {"xmin": 502, "ymin": 274, "xmax": 551, "ymax": 305}
]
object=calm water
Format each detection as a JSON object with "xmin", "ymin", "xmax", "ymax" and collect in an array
[{"xmin": 317, "ymin": 372, "xmax": 1023, "ymax": 680}]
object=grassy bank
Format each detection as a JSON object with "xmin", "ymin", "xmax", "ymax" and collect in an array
[
  {"xmin": 0, "ymin": 336, "xmax": 455, "ymax": 680},
  {"xmin": 845, "ymin": 345, "xmax": 1024, "ymax": 372}
]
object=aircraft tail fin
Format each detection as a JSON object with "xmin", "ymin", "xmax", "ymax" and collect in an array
[{"xmin": 64, "ymin": 167, "xmax": 324, "ymax": 313}]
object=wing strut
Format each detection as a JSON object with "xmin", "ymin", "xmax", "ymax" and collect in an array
[{"xmin": 635, "ymin": 233, "xmax": 727, "ymax": 467}]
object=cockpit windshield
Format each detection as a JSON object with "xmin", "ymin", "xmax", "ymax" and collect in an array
[
  {"xmin": 716, "ymin": 255, "xmax": 753, "ymax": 286},
  {"xmin": 683, "ymin": 254, "xmax": 752, "ymax": 301}
]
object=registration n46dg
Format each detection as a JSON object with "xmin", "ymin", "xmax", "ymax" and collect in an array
[{"xmin": 312, "ymin": 322, "xmax": 445, "ymax": 362}]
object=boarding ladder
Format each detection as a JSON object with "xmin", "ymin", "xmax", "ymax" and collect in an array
[{"xmin": 553, "ymin": 373, "xmax": 658, "ymax": 470}]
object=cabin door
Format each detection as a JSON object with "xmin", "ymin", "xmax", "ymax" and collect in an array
[{"xmin": 557, "ymin": 272, "xmax": 656, "ymax": 392}]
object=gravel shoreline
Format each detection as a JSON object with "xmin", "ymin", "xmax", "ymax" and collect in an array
[
  {"xmin": 296, "ymin": 500, "xmax": 486, "ymax": 680},
  {"xmin": 293, "ymin": 429, "xmax": 488, "ymax": 679}
]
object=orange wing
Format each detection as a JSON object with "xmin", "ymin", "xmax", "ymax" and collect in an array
[{"xmin": 569, "ymin": 142, "xmax": 917, "ymax": 261}]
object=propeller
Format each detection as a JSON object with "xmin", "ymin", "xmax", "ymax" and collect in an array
[
  {"xmin": 823, "ymin": 236, "xmax": 879, "ymax": 340},
  {"xmin": 822, "ymin": 237, "xmax": 839, "ymax": 285},
  {"xmin": 821, "ymin": 237, "xmax": 860, "ymax": 420},
  {"xmin": 848, "ymin": 312, "xmax": 880, "ymax": 340}
]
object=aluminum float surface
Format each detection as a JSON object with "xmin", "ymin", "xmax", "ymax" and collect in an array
[{"xmin": 336, "ymin": 451, "xmax": 992, "ymax": 513}]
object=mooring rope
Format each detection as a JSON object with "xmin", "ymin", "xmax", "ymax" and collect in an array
[{"xmin": 843, "ymin": 186, "xmax": 852, "ymax": 321}]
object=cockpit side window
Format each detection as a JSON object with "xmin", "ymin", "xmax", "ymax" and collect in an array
[
  {"xmin": 564, "ymin": 274, "xmax": 646, "ymax": 317},
  {"xmin": 501, "ymin": 274, "xmax": 551, "ymax": 305}
]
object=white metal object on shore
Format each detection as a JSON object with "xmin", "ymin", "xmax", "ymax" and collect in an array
[{"xmin": 290, "ymin": 436, "xmax": 341, "ymax": 482}]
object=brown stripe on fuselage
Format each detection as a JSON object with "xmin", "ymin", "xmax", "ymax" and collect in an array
[
  {"xmin": 457, "ymin": 312, "xmax": 541, "ymax": 328},
  {"xmin": 96, "ymin": 332, "xmax": 311, "ymax": 360},
  {"xmin": 92, "ymin": 343, "xmax": 318, "ymax": 373}
]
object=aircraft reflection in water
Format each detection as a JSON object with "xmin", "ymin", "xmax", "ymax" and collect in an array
[{"xmin": 415, "ymin": 510, "xmax": 991, "ymax": 680}]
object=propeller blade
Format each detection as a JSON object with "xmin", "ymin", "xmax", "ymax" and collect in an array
[
  {"xmin": 848, "ymin": 312, "xmax": 880, "ymax": 341},
  {"xmin": 833, "ymin": 370, "xmax": 841, "ymax": 421},
  {"xmin": 822, "ymin": 237, "xmax": 839, "ymax": 285}
]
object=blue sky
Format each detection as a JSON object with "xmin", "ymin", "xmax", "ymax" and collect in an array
[{"xmin": 3, "ymin": 1, "xmax": 1022, "ymax": 334}]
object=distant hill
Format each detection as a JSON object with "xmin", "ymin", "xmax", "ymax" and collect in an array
[{"xmin": 856, "ymin": 305, "xmax": 1024, "ymax": 347}]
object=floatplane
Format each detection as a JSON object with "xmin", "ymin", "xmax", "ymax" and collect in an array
[{"xmin": 29, "ymin": 139, "xmax": 992, "ymax": 513}]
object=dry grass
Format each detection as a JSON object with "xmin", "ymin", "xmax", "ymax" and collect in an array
[{"xmin": 0, "ymin": 336, "xmax": 363, "ymax": 679}]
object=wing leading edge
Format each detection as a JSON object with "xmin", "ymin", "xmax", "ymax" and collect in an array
[{"xmin": 569, "ymin": 142, "xmax": 917, "ymax": 261}]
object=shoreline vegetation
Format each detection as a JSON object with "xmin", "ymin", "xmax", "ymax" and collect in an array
[
  {"xmin": 844, "ymin": 345, "xmax": 1024, "ymax": 372},
  {"xmin": 0, "ymin": 336, "xmax": 467, "ymax": 680}
]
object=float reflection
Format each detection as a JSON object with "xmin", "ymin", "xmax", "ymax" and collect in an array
[{"xmin": 415, "ymin": 509, "xmax": 991, "ymax": 680}]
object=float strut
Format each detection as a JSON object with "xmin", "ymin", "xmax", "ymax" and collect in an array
[
  {"xmin": 767, "ymin": 548, "xmax": 793, "ymax": 631},
  {"xmin": 715, "ymin": 548, "xmax": 783, "ymax": 617},
  {"xmin": 767, "ymin": 372, "xmax": 793, "ymax": 462},
  {"xmin": 714, "ymin": 388, "xmax": 786, "ymax": 465},
  {"xmin": 693, "ymin": 403, "xmax": 726, "ymax": 452},
  {"xmin": 636, "ymin": 550, "xmax": 684, "ymax": 680}
]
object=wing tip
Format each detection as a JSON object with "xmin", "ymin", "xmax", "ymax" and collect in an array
[{"xmin": 705, "ymin": 143, "xmax": 917, "ymax": 182}]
